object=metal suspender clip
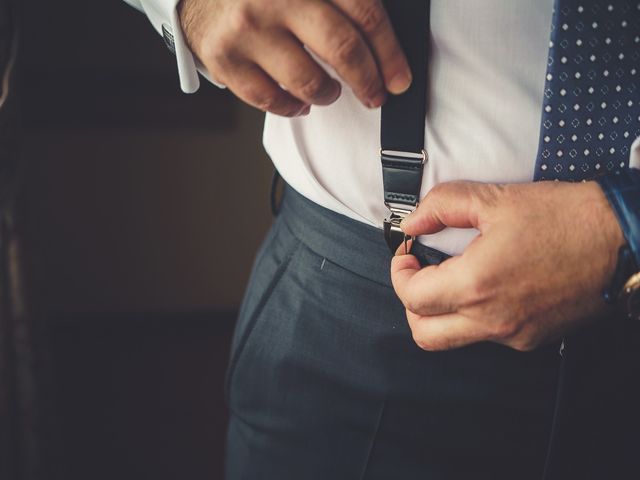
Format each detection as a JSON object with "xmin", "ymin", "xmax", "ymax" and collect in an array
[
  {"xmin": 380, "ymin": 149, "xmax": 427, "ymax": 163},
  {"xmin": 383, "ymin": 205, "xmax": 413, "ymax": 255},
  {"xmin": 381, "ymin": 149, "xmax": 427, "ymax": 254}
]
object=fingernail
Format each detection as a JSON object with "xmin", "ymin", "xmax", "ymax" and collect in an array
[
  {"xmin": 300, "ymin": 105, "xmax": 311, "ymax": 116},
  {"xmin": 388, "ymin": 71, "xmax": 412, "ymax": 95},
  {"xmin": 328, "ymin": 81, "xmax": 342, "ymax": 103},
  {"xmin": 367, "ymin": 91, "xmax": 387, "ymax": 109}
]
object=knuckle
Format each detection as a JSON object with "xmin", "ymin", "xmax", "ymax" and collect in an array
[
  {"xmin": 352, "ymin": 2, "xmax": 387, "ymax": 34},
  {"xmin": 492, "ymin": 321, "xmax": 521, "ymax": 342},
  {"xmin": 253, "ymin": 94, "xmax": 300, "ymax": 117},
  {"xmin": 252, "ymin": 91, "xmax": 282, "ymax": 112},
  {"xmin": 413, "ymin": 333, "xmax": 448, "ymax": 352},
  {"xmin": 333, "ymin": 34, "xmax": 366, "ymax": 66},
  {"xmin": 412, "ymin": 334, "xmax": 432, "ymax": 351},
  {"xmin": 228, "ymin": 4, "xmax": 257, "ymax": 34},
  {"xmin": 402, "ymin": 296, "xmax": 421, "ymax": 315},
  {"xmin": 510, "ymin": 337, "xmax": 538, "ymax": 353},
  {"xmin": 473, "ymin": 183, "xmax": 506, "ymax": 210},
  {"xmin": 293, "ymin": 75, "xmax": 326, "ymax": 100},
  {"xmin": 360, "ymin": 75, "xmax": 382, "ymax": 98},
  {"xmin": 314, "ymin": 6, "xmax": 335, "ymax": 29},
  {"xmin": 200, "ymin": 39, "xmax": 230, "ymax": 70},
  {"xmin": 427, "ymin": 182, "xmax": 451, "ymax": 202},
  {"xmin": 466, "ymin": 270, "xmax": 491, "ymax": 305},
  {"xmin": 258, "ymin": 97, "xmax": 277, "ymax": 112},
  {"xmin": 466, "ymin": 283, "xmax": 484, "ymax": 306}
]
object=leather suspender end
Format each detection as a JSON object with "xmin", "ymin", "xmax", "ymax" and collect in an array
[
  {"xmin": 380, "ymin": 149, "xmax": 428, "ymax": 207},
  {"xmin": 381, "ymin": 150, "xmax": 427, "ymax": 253}
]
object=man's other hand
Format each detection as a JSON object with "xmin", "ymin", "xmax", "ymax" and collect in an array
[
  {"xmin": 391, "ymin": 181, "xmax": 626, "ymax": 352},
  {"xmin": 178, "ymin": 0, "xmax": 412, "ymax": 116}
]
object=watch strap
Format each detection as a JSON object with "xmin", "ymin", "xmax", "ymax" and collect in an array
[
  {"xmin": 595, "ymin": 169, "xmax": 640, "ymax": 268},
  {"xmin": 603, "ymin": 245, "xmax": 636, "ymax": 304}
]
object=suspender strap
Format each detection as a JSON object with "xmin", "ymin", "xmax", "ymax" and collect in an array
[
  {"xmin": 380, "ymin": 0, "xmax": 431, "ymax": 252},
  {"xmin": 381, "ymin": 1, "xmax": 430, "ymax": 157}
]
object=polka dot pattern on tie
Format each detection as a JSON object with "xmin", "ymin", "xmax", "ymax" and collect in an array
[{"xmin": 535, "ymin": 0, "xmax": 640, "ymax": 181}]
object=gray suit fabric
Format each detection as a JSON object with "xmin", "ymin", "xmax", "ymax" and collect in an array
[{"xmin": 224, "ymin": 185, "xmax": 562, "ymax": 480}]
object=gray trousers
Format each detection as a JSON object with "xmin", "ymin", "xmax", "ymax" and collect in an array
[{"xmin": 224, "ymin": 185, "xmax": 562, "ymax": 479}]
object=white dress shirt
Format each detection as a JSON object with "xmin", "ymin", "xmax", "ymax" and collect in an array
[{"xmin": 123, "ymin": 0, "xmax": 640, "ymax": 255}]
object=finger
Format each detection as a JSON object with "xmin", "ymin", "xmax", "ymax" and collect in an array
[
  {"xmin": 393, "ymin": 238, "xmax": 413, "ymax": 257},
  {"xmin": 406, "ymin": 310, "xmax": 489, "ymax": 351},
  {"xmin": 220, "ymin": 60, "xmax": 308, "ymax": 117},
  {"xmin": 250, "ymin": 31, "xmax": 342, "ymax": 106},
  {"xmin": 391, "ymin": 254, "xmax": 469, "ymax": 316},
  {"xmin": 401, "ymin": 182, "xmax": 490, "ymax": 237},
  {"xmin": 331, "ymin": 0, "xmax": 412, "ymax": 94},
  {"xmin": 287, "ymin": 2, "xmax": 387, "ymax": 108}
]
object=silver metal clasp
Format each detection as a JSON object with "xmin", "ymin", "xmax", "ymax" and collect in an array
[
  {"xmin": 380, "ymin": 149, "xmax": 428, "ymax": 164},
  {"xmin": 384, "ymin": 205, "xmax": 414, "ymax": 254},
  {"xmin": 381, "ymin": 149, "xmax": 427, "ymax": 254}
]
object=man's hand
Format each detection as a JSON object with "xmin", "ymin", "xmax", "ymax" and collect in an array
[
  {"xmin": 178, "ymin": 0, "xmax": 412, "ymax": 116},
  {"xmin": 391, "ymin": 181, "xmax": 626, "ymax": 352}
]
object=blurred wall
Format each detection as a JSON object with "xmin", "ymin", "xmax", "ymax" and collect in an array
[
  {"xmin": 20, "ymin": 0, "xmax": 274, "ymax": 318},
  {"xmin": 15, "ymin": 2, "xmax": 276, "ymax": 479}
]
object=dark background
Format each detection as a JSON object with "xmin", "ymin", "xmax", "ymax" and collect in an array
[{"xmin": 19, "ymin": 1, "xmax": 273, "ymax": 478}]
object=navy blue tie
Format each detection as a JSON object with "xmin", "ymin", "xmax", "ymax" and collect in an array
[{"xmin": 534, "ymin": 0, "xmax": 640, "ymax": 181}]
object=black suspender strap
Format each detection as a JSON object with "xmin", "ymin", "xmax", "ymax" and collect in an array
[{"xmin": 381, "ymin": 0, "xmax": 430, "ymax": 253}]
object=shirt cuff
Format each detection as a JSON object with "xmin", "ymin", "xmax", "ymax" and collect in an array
[
  {"xmin": 628, "ymin": 136, "xmax": 640, "ymax": 170},
  {"xmin": 595, "ymin": 166, "xmax": 640, "ymax": 268},
  {"xmin": 138, "ymin": 0, "xmax": 226, "ymax": 93}
]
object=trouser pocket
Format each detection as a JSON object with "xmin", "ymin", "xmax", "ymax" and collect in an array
[{"xmin": 224, "ymin": 218, "xmax": 301, "ymax": 404}]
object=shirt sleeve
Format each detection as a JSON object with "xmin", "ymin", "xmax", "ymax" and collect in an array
[
  {"xmin": 122, "ymin": 0, "xmax": 224, "ymax": 94},
  {"xmin": 122, "ymin": 0, "xmax": 144, "ymax": 11},
  {"xmin": 628, "ymin": 136, "xmax": 640, "ymax": 170},
  {"xmin": 596, "ymin": 153, "xmax": 640, "ymax": 270}
]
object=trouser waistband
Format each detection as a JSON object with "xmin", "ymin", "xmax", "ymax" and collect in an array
[
  {"xmin": 277, "ymin": 183, "xmax": 452, "ymax": 287},
  {"xmin": 278, "ymin": 184, "xmax": 395, "ymax": 287}
]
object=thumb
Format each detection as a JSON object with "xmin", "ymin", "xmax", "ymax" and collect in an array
[{"xmin": 401, "ymin": 181, "xmax": 487, "ymax": 236}]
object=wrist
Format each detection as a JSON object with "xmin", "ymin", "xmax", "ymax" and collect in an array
[
  {"xmin": 177, "ymin": 0, "xmax": 202, "ymax": 59},
  {"xmin": 176, "ymin": 0, "xmax": 227, "ymax": 89}
]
